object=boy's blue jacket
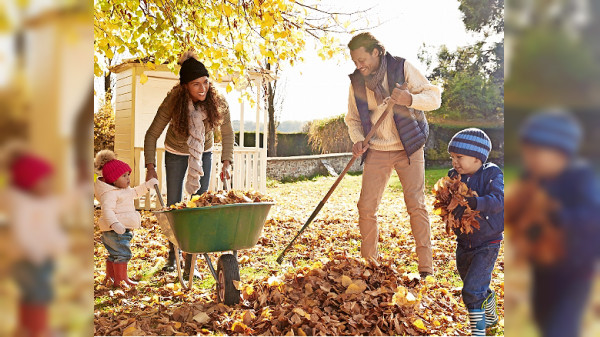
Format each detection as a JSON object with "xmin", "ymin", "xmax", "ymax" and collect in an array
[
  {"xmin": 448, "ymin": 163, "xmax": 504, "ymax": 249},
  {"xmin": 535, "ymin": 160, "xmax": 600, "ymax": 274}
]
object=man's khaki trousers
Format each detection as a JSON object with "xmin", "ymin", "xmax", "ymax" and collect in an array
[{"xmin": 357, "ymin": 147, "xmax": 433, "ymax": 273}]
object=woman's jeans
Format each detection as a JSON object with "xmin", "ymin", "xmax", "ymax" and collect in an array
[
  {"xmin": 101, "ymin": 230, "xmax": 133, "ymax": 263},
  {"xmin": 456, "ymin": 241, "xmax": 501, "ymax": 309},
  {"xmin": 165, "ymin": 151, "xmax": 213, "ymax": 205},
  {"xmin": 164, "ymin": 151, "xmax": 212, "ymax": 262}
]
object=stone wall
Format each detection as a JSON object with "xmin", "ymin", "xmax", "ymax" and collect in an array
[{"xmin": 267, "ymin": 153, "xmax": 362, "ymax": 181}]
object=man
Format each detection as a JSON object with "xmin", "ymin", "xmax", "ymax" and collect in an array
[{"xmin": 344, "ymin": 32, "xmax": 441, "ymax": 278}]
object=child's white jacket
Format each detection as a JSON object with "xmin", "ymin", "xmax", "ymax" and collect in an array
[
  {"xmin": 94, "ymin": 179, "xmax": 149, "ymax": 232},
  {"xmin": 0, "ymin": 187, "xmax": 70, "ymax": 265}
]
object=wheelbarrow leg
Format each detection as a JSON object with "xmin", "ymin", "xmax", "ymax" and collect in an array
[
  {"xmin": 174, "ymin": 248, "xmax": 196, "ymax": 291},
  {"xmin": 203, "ymin": 253, "xmax": 218, "ymax": 281}
]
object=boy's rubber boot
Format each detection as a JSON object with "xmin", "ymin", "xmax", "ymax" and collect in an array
[
  {"xmin": 112, "ymin": 262, "xmax": 131, "ymax": 290},
  {"xmin": 162, "ymin": 242, "xmax": 177, "ymax": 272},
  {"xmin": 105, "ymin": 259, "xmax": 114, "ymax": 286},
  {"xmin": 484, "ymin": 291, "xmax": 499, "ymax": 328},
  {"xmin": 19, "ymin": 303, "xmax": 48, "ymax": 337},
  {"xmin": 468, "ymin": 309, "xmax": 486, "ymax": 336},
  {"xmin": 183, "ymin": 254, "xmax": 202, "ymax": 280}
]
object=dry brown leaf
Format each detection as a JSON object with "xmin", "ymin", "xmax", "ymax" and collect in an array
[
  {"xmin": 340, "ymin": 275, "xmax": 352, "ymax": 287},
  {"xmin": 122, "ymin": 324, "xmax": 144, "ymax": 336},
  {"xmin": 345, "ymin": 280, "xmax": 367, "ymax": 294},
  {"xmin": 193, "ymin": 312, "xmax": 210, "ymax": 325}
]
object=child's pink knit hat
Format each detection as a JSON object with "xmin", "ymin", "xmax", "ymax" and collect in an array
[
  {"xmin": 102, "ymin": 159, "xmax": 131, "ymax": 184},
  {"xmin": 11, "ymin": 154, "xmax": 53, "ymax": 190}
]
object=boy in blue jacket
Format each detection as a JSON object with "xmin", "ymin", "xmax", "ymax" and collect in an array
[
  {"xmin": 446, "ymin": 128, "xmax": 504, "ymax": 336},
  {"xmin": 518, "ymin": 111, "xmax": 599, "ymax": 337}
]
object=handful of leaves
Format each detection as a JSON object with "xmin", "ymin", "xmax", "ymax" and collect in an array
[
  {"xmin": 168, "ymin": 190, "xmax": 272, "ymax": 210},
  {"xmin": 505, "ymin": 179, "xmax": 563, "ymax": 265},
  {"xmin": 432, "ymin": 175, "xmax": 480, "ymax": 234}
]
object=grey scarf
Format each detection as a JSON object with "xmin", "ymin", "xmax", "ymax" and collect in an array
[{"xmin": 365, "ymin": 53, "xmax": 388, "ymax": 105}]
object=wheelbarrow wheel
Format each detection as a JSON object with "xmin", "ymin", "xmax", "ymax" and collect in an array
[{"xmin": 216, "ymin": 254, "xmax": 240, "ymax": 305}]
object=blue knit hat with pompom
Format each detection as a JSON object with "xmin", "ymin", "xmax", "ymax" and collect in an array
[{"xmin": 448, "ymin": 128, "xmax": 492, "ymax": 163}]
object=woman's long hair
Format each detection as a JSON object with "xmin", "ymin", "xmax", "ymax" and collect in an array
[{"xmin": 170, "ymin": 83, "xmax": 225, "ymax": 138}]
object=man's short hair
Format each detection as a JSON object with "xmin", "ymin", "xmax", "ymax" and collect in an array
[{"xmin": 348, "ymin": 32, "xmax": 385, "ymax": 54}]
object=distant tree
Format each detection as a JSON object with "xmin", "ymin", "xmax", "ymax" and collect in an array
[
  {"xmin": 438, "ymin": 70, "xmax": 502, "ymax": 119},
  {"xmin": 265, "ymin": 62, "xmax": 284, "ymax": 156},
  {"xmin": 504, "ymin": 0, "xmax": 600, "ymax": 106},
  {"xmin": 418, "ymin": 0, "xmax": 504, "ymax": 121},
  {"xmin": 458, "ymin": 0, "xmax": 504, "ymax": 34}
]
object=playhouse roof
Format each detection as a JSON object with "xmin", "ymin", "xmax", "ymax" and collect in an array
[{"xmin": 109, "ymin": 58, "xmax": 276, "ymax": 82}]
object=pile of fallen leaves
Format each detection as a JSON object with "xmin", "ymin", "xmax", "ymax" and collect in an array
[
  {"xmin": 225, "ymin": 256, "xmax": 460, "ymax": 336},
  {"xmin": 94, "ymin": 254, "xmax": 471, "ymax": 336},
  {"xmin": 169, "ymin": 190, "xmax": 272, "ymax": 210},
  {"xmin": 432, "ymin": 175, "xmax": 481, "ymax": 234}
]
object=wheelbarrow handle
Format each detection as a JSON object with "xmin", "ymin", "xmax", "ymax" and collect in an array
[
  {"xmin": 154, "ymin": 184, "xmax": 166, "ymax": 208},
  {"xmin": 221, "ymin": 171, "xmax": 230, "ymax": 191}
]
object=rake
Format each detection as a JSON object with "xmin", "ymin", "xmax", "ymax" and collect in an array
[{"xmin": 276, "ymin": 85, "xmax": 405, "ymax": 264}]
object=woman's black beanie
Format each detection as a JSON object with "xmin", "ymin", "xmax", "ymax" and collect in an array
[{"xmin": 179, "ymin": 57, "xmax": 209, "ymax": 84}]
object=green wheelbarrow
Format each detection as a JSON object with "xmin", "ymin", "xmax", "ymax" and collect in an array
[{"xmin": 153, "ymin": 184, "xmax": 274, "ymax": 305}]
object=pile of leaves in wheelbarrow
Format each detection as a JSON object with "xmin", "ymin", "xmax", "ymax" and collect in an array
[
  {"xmin": 168, "ymin": 190, "xmax": 272, "ymax": 210},
  {"xmin": 432, "ymin": 175, "xmax": 480, "ymax": 234}
]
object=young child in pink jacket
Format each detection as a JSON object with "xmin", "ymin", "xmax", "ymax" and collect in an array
[
  {"xmin": 3, "ymin": 152, "xmax": 67, "ymax": 337},
  {"xmin": 94, "ymin": 150, "xmax": 158, "ymax": 289}
]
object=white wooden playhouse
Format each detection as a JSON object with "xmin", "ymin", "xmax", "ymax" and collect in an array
[{"xmin": 109, "ymin": 61, "xmax": 273, "ymax": 208}]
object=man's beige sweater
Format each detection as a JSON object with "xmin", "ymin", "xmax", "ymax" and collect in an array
[{"xmin": 345, "ymin": 60, "xmax": 441, "ymax": 151}]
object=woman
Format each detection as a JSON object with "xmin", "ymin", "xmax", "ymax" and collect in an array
[{"xmin": 144, "ymin": 52, "xmax": 234, "ymax": 278}]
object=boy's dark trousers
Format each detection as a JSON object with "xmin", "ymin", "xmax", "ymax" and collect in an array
[
  {"xmin": 456, "ymin": 241, "xmax": 501, "ymax": 309},
  {"xmin": 532, "ymin": 268, "xmax": 593, "ymax": 337}
]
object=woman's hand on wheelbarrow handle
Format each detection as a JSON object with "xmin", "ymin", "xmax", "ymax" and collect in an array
[
  {"xmin": 220, "ymin": 160, "xmax": 231, "ymax": 181},
  {"xmin": 145, "ymin": 178, "xmax": 159, "ymax": 189}
]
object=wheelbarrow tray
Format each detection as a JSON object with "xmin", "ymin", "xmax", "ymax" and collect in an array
[{"xmin": 155, "ymin": 202, "xmax": 274, "ymax": 253}]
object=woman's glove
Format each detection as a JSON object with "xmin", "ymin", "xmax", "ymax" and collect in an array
[
  {"xmin": 111, "ymin": 222, "xmax": 126, "ymax": 234},
  {"xmin": 145, "ymin": 178, "xmax": 159, "ymax": 189}
]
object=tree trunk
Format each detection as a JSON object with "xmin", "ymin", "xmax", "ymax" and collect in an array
[
  {"xmin": 104, "ymin": 72, "xmax": 111, "ymax": 95},
  {"xmin": 266, "ymin": 62, "xmax": 277, "ymax": 157}
]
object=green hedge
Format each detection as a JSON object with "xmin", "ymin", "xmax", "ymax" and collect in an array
[{"xmin": 235, "ymin": 132, "xmax": 315, "ymax": 156}]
